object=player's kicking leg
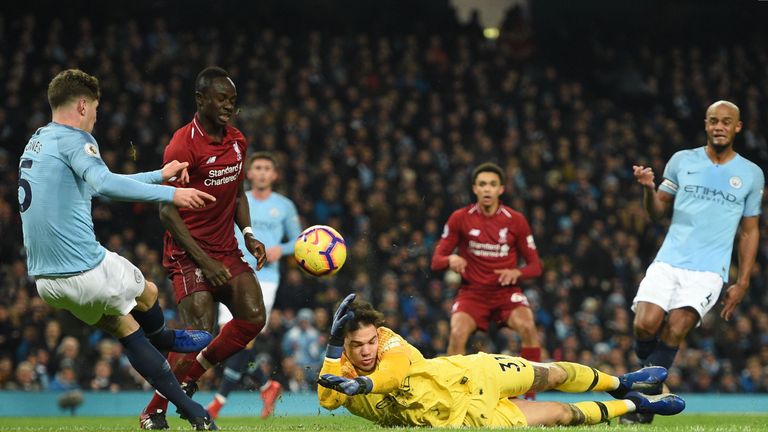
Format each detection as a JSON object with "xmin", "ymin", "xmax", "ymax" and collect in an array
[
  {"xmin": 141, "ymin": 291, "xmax": 218, "ymax": 429},
  {"xmin": 133, "ymin": 281, "xmax": 213, "ymax": 353},
  {"xmin": 96, "ymin": 314, "xmax": 217, "ymax": 431}
]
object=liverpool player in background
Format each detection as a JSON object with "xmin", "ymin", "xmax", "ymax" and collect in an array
[
  {"xmin": 431, "ymin": 162, "xmax": 542, "ymax": 398},
  {"xmin": 140, "ymin": 67, "xmax": 268, "ymax": 429}
]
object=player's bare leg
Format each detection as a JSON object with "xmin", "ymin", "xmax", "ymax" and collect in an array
[
  {"xmin": 183, "ymin": 273, "xmax": 266, "ymax": 384},
  {"xmin": 134, "ymin": 282, "xmax": 213, "ymax": 353},
  {"xmin": 627, "ymin": 304, "xmax": 694, "ymax": 425},
  {"xmin": 506, "ymin": 306, "xmax": 541, "ymax": 399},
  {"xmin": 632, "ymin": 301, "xmax": 665, "ymax": 362},
  {"xmin": 447, "ymin": 312, "xmax": 476, "ymax": 355},
  {"xmin": 661, "ymin": 308, "xmax": 698, "ymax": 347}
]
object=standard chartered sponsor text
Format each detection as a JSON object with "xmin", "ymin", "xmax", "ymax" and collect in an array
[
  {"xmin": 205, "ymin": 163, "xmax": 241, "ymax": 186},
  {"xmin": 468, "ymin": 240, "xmax": 509, "ymax": 257}
]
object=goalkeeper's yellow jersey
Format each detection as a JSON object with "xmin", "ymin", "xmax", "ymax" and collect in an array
[{"xmin": 317, "ymin": 326, "xmax": 530, "ymax": 427}]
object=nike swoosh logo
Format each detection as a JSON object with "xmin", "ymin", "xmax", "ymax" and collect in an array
[{"xmin": 687, "ymin": 171, "xmax": 698, "ymax": 174}]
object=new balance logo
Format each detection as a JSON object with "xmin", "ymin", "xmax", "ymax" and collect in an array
[
  {"xmin": 469, "ymin": 229, "xmax": 481, "ymax": 237},
  {"xmin": 205, "ymin": 156, "xmax": 217, "ymax": 164}
]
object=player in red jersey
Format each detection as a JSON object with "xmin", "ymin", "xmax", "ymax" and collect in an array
[
  {"xmin": 140, "ymin": 67, "xmax": 268, "ymax": 430},
  {"xmin": 431, "ymin": 162, "xmax": 543, "ymax": 398}
]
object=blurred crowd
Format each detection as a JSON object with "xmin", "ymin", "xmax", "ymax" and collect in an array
[{"xmin": 0, "ymin": 6, "xmax": 767, "ymax": 396}]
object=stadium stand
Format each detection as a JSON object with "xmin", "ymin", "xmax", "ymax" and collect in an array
[{"xmin": 0, "ymin": 0, "xmax": 766, "ymax": 396}]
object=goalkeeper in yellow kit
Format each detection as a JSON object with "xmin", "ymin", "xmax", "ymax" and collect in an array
[{"xmin": 317, "ymin": 295, "xmax": 685, "ymax": 427}]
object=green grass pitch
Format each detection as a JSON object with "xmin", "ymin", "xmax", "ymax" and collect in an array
[{"xmin": 2, "ymin": 414, "xmax": 766, "ymax": 431}]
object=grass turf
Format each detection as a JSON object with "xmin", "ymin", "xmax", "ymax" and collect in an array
[{"xmin": 1, "ymin": 414, "xmax": 765, "ymax": 431}]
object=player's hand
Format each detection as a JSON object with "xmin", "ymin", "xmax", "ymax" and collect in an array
[
  {"xmin": 318, "ymin": 374, "xmax": 372, "ymax": 396},
  {"xmin": 447, "ymin": 254, "xmax": 468, "ymax": 274},
  {"xmin": 326, "ymin": 293, "xmax": 356, "ymax": 359},
  {"xmin": 266, "ymin": 245, "xmax": 282, "ymax": 263},
  {"xmin": 244, "ymin": 234, "xmax": 267, "ymax": 270},
  {"xmin": 494, "ymin": 268, "xmax": 522, "ymax": 286},
  {"xmin": 330, "ymin": 293, "xmax": 356, "ymax": 341},
  {"xmin": 172, "ymin": 188, "xmax": 216, "ymax": 209},
  {"xmin": 720, "ymin": 281, "xmax": 749, "ymax": 321},
  {"xmin": 633, "ymin": 165, "xmax": 656, "ymax": 189},
  {"xmin": 201, "ymin": 258, "xmax": 232, "ymax": 286},
  {"xmin": 162, "ymin": 160, "xmax": 190, "ymax": 184}
]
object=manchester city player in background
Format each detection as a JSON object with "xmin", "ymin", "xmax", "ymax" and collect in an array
[
  {"xmin": 18, "ymin": 69, "xmax": 218, "ymax": 430},
  {"xmin": 627, "ymin": 100, "xmax": 764, "ymax": 423}
]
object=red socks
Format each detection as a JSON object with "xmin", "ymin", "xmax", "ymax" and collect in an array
[
  {"xmin": 144, "ymin": 351, "xmax": 195, "ymax": 413},
  {"xmin": 521, "ymin": 346, "xmax": 541, "ymax": 363},
  {"xmin": 521, "ymin": 346, "xmax": 541, "ymax": 400},
  {"xmin": 143, "ymin": 319, "xmax": 261, "ymax": 415},
  {"xmin": 185, "ymin": 319, "xmax": 262, "ymax": 382}
]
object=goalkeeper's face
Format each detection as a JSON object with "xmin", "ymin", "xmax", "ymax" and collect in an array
[{"xmin": 345, "ymin": 324, "xmax": 379, "ymax": 372}]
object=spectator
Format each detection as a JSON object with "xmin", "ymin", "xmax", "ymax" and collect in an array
[
  {"xmin": 6, "ymin": 361, "xmax": 43, "ymax": 391},
  {"xmin": 281, "ymin": 309, "xmax": 323, "ymax": 386}
]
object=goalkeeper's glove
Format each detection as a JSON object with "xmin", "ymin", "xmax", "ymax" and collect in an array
[
  {"xmin": 318, "ymin": 373, "xmax": 373, "ymax": 396},
  {"xmin": 326, "ymin": 293, "xmax": 356, "ymax": 359}
]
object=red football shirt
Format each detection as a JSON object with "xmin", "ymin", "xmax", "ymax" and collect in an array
[
  {"xmin": 162, "ymin": 116, "xmax": 246, "ymax": 260},
  {"xmin": 431, "ymin": 203, "xmax": 542, "ymax": 289}
]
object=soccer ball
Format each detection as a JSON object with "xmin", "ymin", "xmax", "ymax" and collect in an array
[{"xmin": 294, "ymin": 225, "xmax": 347, "ymax": 276}]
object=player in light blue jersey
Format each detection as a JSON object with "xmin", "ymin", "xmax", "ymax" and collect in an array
[
  {"xmin": 208, "ymin": 152, "xmax": 303, "ymax": 419},
  {"xmin": 626, "ymin": 101, "xmax": 763, "ymax": 424},
  {"xmin": 18, "ymin": 69, "xmax": 218, "ymax": 430}
]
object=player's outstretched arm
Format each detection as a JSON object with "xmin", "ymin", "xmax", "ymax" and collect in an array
[
  {"xmin": 84, "ymin": 164, "xmax": 178, "ymax": 203},
  {"xmin": 721, "ymin": 216, "xmax": 760, "ymax": 321},
  {"xmin": 172, "ymin": 188, "xmax": 216, "ymax": 209},
  {"xmin": 121, "ymin": 160, "xmax": 190, "ymax": 185},
  {"xmin": 317, "ymin": 294, "xmax": 357, "ymax": 409},
  {"xmin": 159, "ymin": 203, "xmax": 231, "ymax": 286}
]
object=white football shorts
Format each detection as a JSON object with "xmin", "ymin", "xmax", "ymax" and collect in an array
[
  {"xmin": 633, "ymin": 261, "xmax": 724, "ymax": 322},
  {"xmin": 36, "ymin": 251, "xmax": 145, "ymax": 325},
  {"xmin": 217, "ymin": 280, "xmax": 278, "ymax": 327}
]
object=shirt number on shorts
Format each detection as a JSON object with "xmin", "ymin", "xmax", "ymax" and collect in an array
[{"xmin": 494, "ymin": 356, "xmax": 524, "ymax": 372}]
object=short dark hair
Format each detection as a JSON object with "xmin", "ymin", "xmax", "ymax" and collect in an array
[
  {"xmin": 247, "ymin": 151, "xmax": 278, "ymax": 170},
  {"xmin": 471, "ymin": 162, "xmax": 505, "ymax": 184},
  {"xmin": 195, "ymin": 66, "xmax": 230, "ymax": 94},
  {"xmin": 47, "ymin": 69, "xmax": 101, "ymax": 110},
  {"xmin": 344, "ymin": 300, "xmax": 385, "ymax": 336}
]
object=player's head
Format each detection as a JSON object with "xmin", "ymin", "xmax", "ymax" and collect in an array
[
  {"xmin": 705, "ymin": 100, "xmax": 742, "ymax": 153},
  {"xmin": 246, "ymin": 152, "xmax": 278, "ymax": 191},
  {"xmin": 471, "ymin": 162, "xmax": 505, "ymax": 208},
  {"xmin": 195, "ymin": 66, "xmax": 237, "ymax": 128},
  {"xmin": 48, "ymin": 69, "xmax": 101, "ymax": 133},
  {"xmin": 343, "ymin": 300, "xmax": 385, "ymax": 372}
]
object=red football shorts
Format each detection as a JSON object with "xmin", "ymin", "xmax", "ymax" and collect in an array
[
  {"xmin": 166, "ymin": 250, "xmax": 253, "ymax": 303},
  {"xmin": 451, "ymin": 286, "xmax": 531, "ymax": 331}
]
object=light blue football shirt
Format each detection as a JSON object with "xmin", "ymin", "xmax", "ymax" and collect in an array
[
  {"xmin": 19, "ymin": 122, "xmax": 171, "ymax": 276},
  {"xmin": 656, "ymin": 147, "xmax": 764, "ymax": 281},
  {"xmin": 234, "ymin": 191, "xmax": 302, "ymax": 284}
]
